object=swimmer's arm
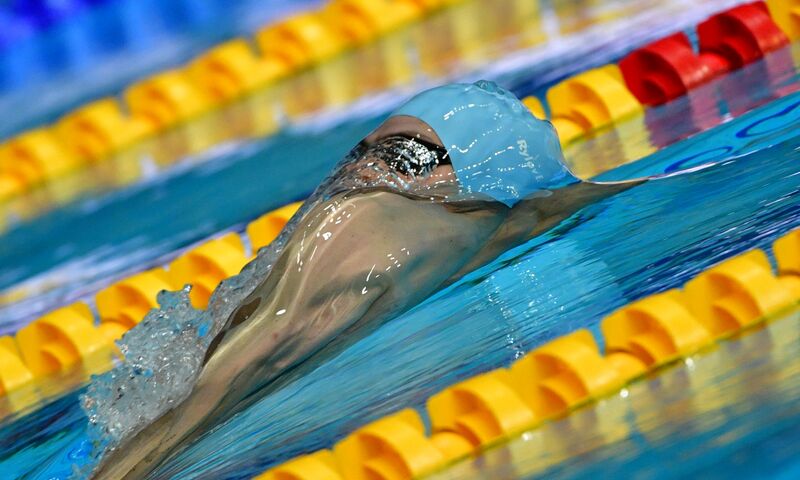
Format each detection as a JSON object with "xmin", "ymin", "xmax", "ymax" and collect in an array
[
  {"xmin": 446, "ymin": 180, "xmax": 643, "ymax": 282},
  {"xmin": 508, "ymin": 179, "xmax": 644, "ymax": 240}
]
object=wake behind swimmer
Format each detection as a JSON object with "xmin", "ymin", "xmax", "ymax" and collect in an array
[{"xmin": 82, "ymin": 81, "xmax": 644, "ymax": 479}]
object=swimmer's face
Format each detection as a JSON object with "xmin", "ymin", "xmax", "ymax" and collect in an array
[{"xmin": 355, "ymin": 116, "xmax": 456, "ymax": 188}]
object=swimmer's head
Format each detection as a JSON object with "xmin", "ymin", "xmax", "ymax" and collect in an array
[{"xmin": 385, "ymin": 81, "xmax": 579, "ymax": 206}]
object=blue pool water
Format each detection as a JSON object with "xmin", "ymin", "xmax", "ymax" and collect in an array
[
  {"xmin": 1, "ymin": 1, "xmax": 798, "ymax": 478},
  {"xmin": 1, "ymin": 60, "xmax": 799, "ymax": 478}
]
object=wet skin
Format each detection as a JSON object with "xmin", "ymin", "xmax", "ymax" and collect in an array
[{"xmin": 91, "ymin": 118, "xmax": 640, "ymax": 479}]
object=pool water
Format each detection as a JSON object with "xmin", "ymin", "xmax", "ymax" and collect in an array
[
  {"xmin": 1, "ymin": 1, "xmax": 799, "ymax": 478},
  {"xmin": 0, "ymin": 57, "xmax": 798, "ymax": 479}
]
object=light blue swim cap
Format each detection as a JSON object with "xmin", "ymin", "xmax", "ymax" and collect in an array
[{"xmin": 391, "ymin": 81, "xmax": 579, "ymax": 206}]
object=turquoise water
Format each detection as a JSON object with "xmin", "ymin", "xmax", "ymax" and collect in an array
[
  {"xmin": 1, "ymin": 65, "xmax": 799, "ymax": 478},
  {"xmin": 1, "ymin": 2, "xmax": 799, "ymax": 478}
]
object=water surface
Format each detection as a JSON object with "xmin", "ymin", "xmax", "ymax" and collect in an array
[{"xmin": 1, "ymin": 73, "xmax": 798, "ymax": 480}]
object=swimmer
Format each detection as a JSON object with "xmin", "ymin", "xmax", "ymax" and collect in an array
[{"xmin": 88, "ymin": 81, "xmax": 643, "ymax": 479}]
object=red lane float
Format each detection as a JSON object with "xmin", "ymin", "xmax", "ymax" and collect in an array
[
  {"xmin": 621, "ymin": 1, "xmax": 791, "ymax": 106},
  {"xmin": 619, "ymin": 33, "xmax": 719, "ymax": 106},
  {"xmin": 697, "ymin": 1, "xmax": 789, "ymax": 71}
]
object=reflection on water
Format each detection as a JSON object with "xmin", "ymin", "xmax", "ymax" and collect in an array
[
  {"xmin": 563, "ymin": 43, "xmax": 800, "ymax": 179},
  {"xmin": 0, "ymin": 347, "xmax": 115, "ymax": 422},
  {"xmin": 429, "ymin": 312, "xmax": 800, "ymax": 479}
]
